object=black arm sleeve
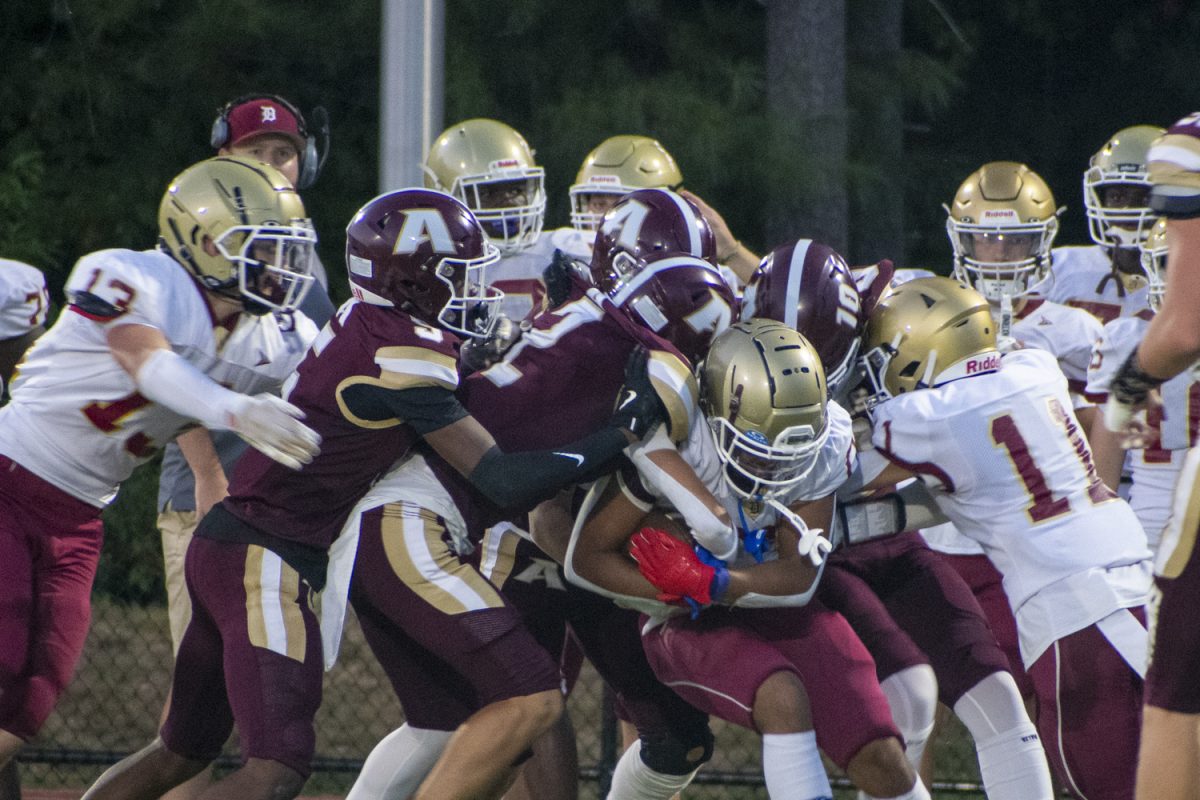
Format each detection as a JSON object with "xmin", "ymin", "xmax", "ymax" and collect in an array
[
  {"xmin": 468, "ymin": 426, "xmax": 629, "ymax": 510},
  {"xmin": 340, "ymin": 383, "xmax": 469, "ymax": 435}
]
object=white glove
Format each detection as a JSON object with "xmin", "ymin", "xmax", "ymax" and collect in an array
[
  {"xmin": 226, "ymin": 393, "xmax": 321, "ymax": 470},
  {"xmin": 1103, "ymin": 397, "xmax": 1135, "ymax": 433}
]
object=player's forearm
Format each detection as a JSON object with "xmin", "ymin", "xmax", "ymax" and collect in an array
[{"xmin": 724, "ymin": 558, "xmax": 817, "ymax": 602}]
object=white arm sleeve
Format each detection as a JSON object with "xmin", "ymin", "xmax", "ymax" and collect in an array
[
  {"xmin": 628, "ymin": 439, "xmax": 738, "ymax": 561},
  {"xmin": 134, "ymin": 347, "xmax": 250, "ymax": 430}
]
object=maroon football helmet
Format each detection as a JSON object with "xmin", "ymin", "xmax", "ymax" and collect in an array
[
  {"xmin": 590, "ymin": 188, "xmax": 717, "ymax": 294},
  {"xmin": 740, "ymin": 239, "xmax": 865, "ymax": 396},
  {"xmin": 345, "ymin": 188, "xmax": 502, "ymax": 337},
  {"xmin": 610, "ymin": 253, "xmax": 736, "ymax": 365}
]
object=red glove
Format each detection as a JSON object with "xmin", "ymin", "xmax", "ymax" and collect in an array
[{"xmin": 629, "ymin": 528, "xmax": 727, "ymax": 605}]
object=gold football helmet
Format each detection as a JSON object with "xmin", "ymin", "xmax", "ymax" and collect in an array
[
  {"xmin": 1084, "ymin": 125, "xmax": 1164, "ymax": 249},
  {"xmin": 860, "ymin": 276, "xmax": 998, "ymax": 405},
  {"xmin": 423, "ymin": 118, "xmax": 546, "ymax": 254},
  {"xmin": 701, "ymin": 319, "xmax": 829, "ymax": 500},
  {"xmin": 158, "ymin": 156, "xmax": 316, "ymax": 313},
  {"xmin": 946, "ymin": 161, "xmax": 1061, "ymax": 302},
  {"xmin": 1140, "ymin": 217, "xmax": 1169, "ymax": 311},
  {"xmin": 570, "ymin": 135, "xmax": 683, "ymax": 231}
]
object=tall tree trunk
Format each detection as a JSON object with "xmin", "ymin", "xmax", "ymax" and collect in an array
[
  {"xmin": 765, "ymin": 0, "xmax": 848, "ymax": 253},
  {"xmin": 848, "ymin": 0, "xmax": 904, "ymax": 265}
]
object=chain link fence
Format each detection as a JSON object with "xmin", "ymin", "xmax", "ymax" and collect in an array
[{"xmin": 19, "ymin": 596, "xmax": 990, "ymax": 799}]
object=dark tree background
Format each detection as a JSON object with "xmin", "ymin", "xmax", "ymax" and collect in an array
[{"xmin": 1, "ymin": 0, "xmax": 1196, "ymax": 598}]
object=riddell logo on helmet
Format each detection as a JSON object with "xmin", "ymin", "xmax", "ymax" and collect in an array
[
  {"xmin": 982, "ymin": 209, "xmax": 1017, "ymax": 220},
  {"xmin": 966, "ymin": 354, "xmax": 1000, "ymax": 374},
  {"xmin": 589, "ymin": 175, "xmax": 621, "ymax": 185},
  {"xmin": 490, "ymin": 159, "xmax": 520, "ymax": 170}
]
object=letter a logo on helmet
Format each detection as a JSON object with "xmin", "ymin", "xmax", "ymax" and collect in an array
[{"xmin": 393, "ymin": 209, "xmax": 456, "ymax": 255}]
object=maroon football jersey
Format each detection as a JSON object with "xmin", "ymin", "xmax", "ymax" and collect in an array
[
  {"xmin": 431, "ymin": 279, "xmax": 697, "ymax": 537},
  {"xmin": 223, "ymin": 300, "xmax": 462, "ymax": 549}
]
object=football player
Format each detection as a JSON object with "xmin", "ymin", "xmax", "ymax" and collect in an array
[
  {"xmin": 569, "ymin": 319, "xmax": 932, "ymax": 800},
  {"xmin": 744, "ymin": 241, "xmax": 1055, "ymax": 799},
  {"xmin": 938, "ymin": 161, "xmax": 1106, "ymax": 696},
  {"xmin": 1102, "ymin": 112, "xmax": 1200, "ymax": 800},
  {"xmin": 78, "ymin": 188, "xmax": 669, "ymax": 800},
  {"xmin": 1041, "ymin": 125, "xmax": 1164, "ymax": 324},
  {"xmin": 424, "ymin": 118, "xmax": 567, "ymax": 323},
  {"xmin": 0, "ymin": 258, "xmax": 49, "ymax": 402},
  {"xmin": 0, "ymin": 156, "xmax": 323, "ymax": 784},
  {"xmin": 570, "ymin": 134, "xmax": 754, "ymax": 286},
  {"xmin": 335, "ymin": 243, "xmax": 737, "ymax": 800},
  {"xmin": 1085, "ymin": 219, "xmax": 1195, "ymax": 554},
  {"xmin": 856, "ymin": 276, "xmax": 1151, "ymax": 799}
]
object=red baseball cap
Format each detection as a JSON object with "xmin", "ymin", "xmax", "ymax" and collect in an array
[{"xmin": 224, "ymin": 98, "xmax": 306, "ymax": 149}]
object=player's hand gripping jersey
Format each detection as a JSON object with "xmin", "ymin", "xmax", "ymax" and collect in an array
[
  {"xmin": 0, "ymin": 249, "xmax": 301, "ymax": 506},
  {"xmin": 871, "ymin": 348, "xmax": 1151, "ymax": 664}
]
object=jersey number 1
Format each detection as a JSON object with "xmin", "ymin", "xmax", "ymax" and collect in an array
[{"xmin": 990, "ymin": 398, "xmax": 1112, "ymax": 523}]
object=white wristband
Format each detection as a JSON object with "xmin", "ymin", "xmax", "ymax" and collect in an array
[{"xmin": 134, "ymin": 348, "xmax": 247, "ymax": 430}]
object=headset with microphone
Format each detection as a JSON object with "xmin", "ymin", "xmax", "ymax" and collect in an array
[{"xmin": 210, "ymin": 93, "xmax": 330, "ymax": 190}]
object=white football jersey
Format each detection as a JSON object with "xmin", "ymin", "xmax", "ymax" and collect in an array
[
  {"xmin": 1038, "ymin": 245, "xmax": 1149, "ymax": 324},
  {"xmin": 0, "ymin": 248, "xmax": 305, "ymax": 507},
  {"xmin": 664, "ymin": 401, "xmax": 854, "ymax": 569},
  {"xmin": 871, "ymin": 347, "xmax": 1151, "ymax": 665},
  {"xmin": 922, "ymin": 297, "xmax": 1104, "ymax": 557},
  {"xmin": 0, "ymin": 258, "xmax": 49, "ymax": 338},
  {"xmin": 1009, "ymin": 297, "xmax": 1103, "ymax": 393},
  {"xmin": 488, "ymin": 228, "xmax": 593, "ymax": 322},
  {"xmin": 1087, "ymin": 313, "xmax": 1200, "ymax": 547}
]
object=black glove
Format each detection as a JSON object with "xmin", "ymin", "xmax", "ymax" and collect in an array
[
  {"xmin": 1111, "ymin": 348, "xmax": 1166, "ymax": 409},
  {"xmin": 611, "ymin": 346, "xmax": 668, "ymax": 439},
  {"xmin": 543, "ymin": 249, "xmax": 582, "ymax": 310},
  {"xmin": 460, "ymin": 315, "xmax": 520, "ymax": 375}
]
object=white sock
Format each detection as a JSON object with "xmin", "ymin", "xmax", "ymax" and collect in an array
[
  {"xmin": 606, "ymin": 740, "xmax": 698, "ymax": 800},
  {"xmin": 953, "ymin": 672, "xmax": 1054, "ymax": 800},
  {"xmin": 878, "ymin": 665, "xmax": 937, "ymax": 772},
  {"xmin": 761, "ymin": 732, "xmax": 833, "ymax": 799},
  {"xmin": 346, "ymin": 723, "xmax": 454, "ymax": 800}
]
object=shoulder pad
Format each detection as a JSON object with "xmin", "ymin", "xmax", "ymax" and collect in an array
[{"xmin": 647, "ymin": 349, "xmax": 698, "ymax": 444}]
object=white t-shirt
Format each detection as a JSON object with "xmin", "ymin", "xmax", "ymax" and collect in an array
[
  {"xmin": 0, "ymin": 248, "xmax": 305, "ymax": 506},
  {"xmin": 872, "ymin": 348, "xmax": 1151, "ymax": 665}
]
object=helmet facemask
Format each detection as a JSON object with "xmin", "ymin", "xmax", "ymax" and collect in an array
[
  {"xmin": 570, "ymin": 185, "xmax": 626, "ymax": 232},
  {"xmin": 1083, "ymin": 170, "xmax": 1155, "ymax": 250},
  {"xmin": 947, "ymin": 214, "xmax": 1057, "ymax": 302},
  {"xmin": 215, "ymin": 221, "xmax": 318, "ymax": 313},
  {"xmin": 1140, "ymin": 217, "xmax": 1168, "ymax": 311},
  {"xmin": 452, "ymin": 168, "xmax": 546, "ymax": 254},
  {"xmin": 709, "ymin": 415, "xmax": 829, "ymax": 501},
  {"xmin": 432, "ymin": 241, "xmax": 505, "ymax": 338}
]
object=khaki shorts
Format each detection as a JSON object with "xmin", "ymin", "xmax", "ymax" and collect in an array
[{"xmin": 158, "ymin": 506, "xmax": 200, "ymax": 654}]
